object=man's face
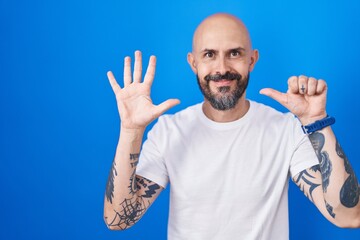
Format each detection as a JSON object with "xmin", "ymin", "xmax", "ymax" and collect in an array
[
  {"xmin": 196, "ymin": 71, "xmax": 250, "ymax": 110},
  {"xmin": 188, "ymin": 15, "xmax": 258, "ymax": 110}
]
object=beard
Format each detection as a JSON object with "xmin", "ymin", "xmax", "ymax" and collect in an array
[{"xmin": 196, "ymin": 71, "xmax": 250, "ymax": 111}]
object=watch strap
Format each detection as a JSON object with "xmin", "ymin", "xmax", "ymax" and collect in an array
[{"xmin": 302, "ymin": 115, "xmax": 336, "ymax": 134}]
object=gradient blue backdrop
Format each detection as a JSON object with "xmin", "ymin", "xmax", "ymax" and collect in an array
[{"xmin": 1, "ymin": 0, "xmax": 360, "ymax": 239}]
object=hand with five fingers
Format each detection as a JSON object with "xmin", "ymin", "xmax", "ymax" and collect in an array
[
  {"xmin": 260, "ymin": 75, "xmax": 328, "ymax": 125},
  {"xmin": 107, "ymin": 51, "xmax": 180, "ymax": 130}
]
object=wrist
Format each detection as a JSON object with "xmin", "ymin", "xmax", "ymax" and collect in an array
[
  {"xmin": 301, "ymin": 115, "xmax": 336, "ymax": 135},
  {"xmin": 120, "ymin": 126, "xmax": 145, "ymax": 141},
  {"xmin": 299, "ymin": 113, "xmax": 328, "ymax": 126}
]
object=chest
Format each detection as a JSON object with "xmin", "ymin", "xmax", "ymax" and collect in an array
[{"xmin": 163, "ymin": 126, "xmax": 291, "ymax": 201}]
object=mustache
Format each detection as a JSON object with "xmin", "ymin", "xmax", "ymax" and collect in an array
[{"xmin": 204, "ymin": 72, "xmax": 242, "ymax": 82}]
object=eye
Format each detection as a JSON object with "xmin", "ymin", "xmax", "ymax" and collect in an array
[
  {"xmin": 230, "ymin": 50, "xmax": 240, "ymax": 57},
  {"xmin": 204, "ymin": 51, "xmax": 214, "ymax": 58}
]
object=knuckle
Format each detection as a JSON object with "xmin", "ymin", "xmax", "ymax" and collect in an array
[{"xmin": 288, "ymin": 76, "xmax": 297, "ymax": 84}]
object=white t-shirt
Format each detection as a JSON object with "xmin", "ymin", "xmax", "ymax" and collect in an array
[{"xmin": 137, "ymin": 100, "xmax": 319, "ymax": 240}]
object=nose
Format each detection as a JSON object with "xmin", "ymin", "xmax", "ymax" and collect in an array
[{"xmin": 216, "ymin": 56, "xmax": 230, "ymax": 75}]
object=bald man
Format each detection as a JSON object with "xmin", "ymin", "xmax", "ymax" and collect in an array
[{"xmin": 104, "ymin": 13, "xmax": 360, "ymax": 239}]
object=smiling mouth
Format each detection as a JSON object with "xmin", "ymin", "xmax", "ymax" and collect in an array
[
  {"xmin": 213, "ymin": 79, "xmax": 234, "ymax": 86},
  {"xmin": 212, "ymin": 78, "xmax": 234, "ymax": 82}
]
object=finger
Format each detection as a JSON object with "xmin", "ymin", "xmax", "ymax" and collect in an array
[
  {"xmin": 288, "ymin": 76, "xmax": 299, "ymax": 94},
  {"xmin": 307, "ymin": 77, "xmax": 317, "ymax": 96},
  {"xmin": 144, "ymin": 55, "xmax": 157, "ymax": 86},
  {"xmin": 155, "ymin": 99, "xmax": 180, "ymax": 116},
  {"xmin": 260, "ymin": 88, "xmax": 288, "ymax": 106},
  {"xmin": 124, "ymin": 56, "xmax": 132, "ymax": 87},
  {"xmin": 107, "ymin": 71, "xmax": 122, "ymax": 93},
  {"xmin": 133, "ymin": 50, "xmax": 142, "ymax": 83},
  {"xmin": 298, "ymin": 75, "xmax": 308, "ymax": 94},
  {"xmin": 316, "ymin": 79, "xmax": 327, "ymax": 94}
]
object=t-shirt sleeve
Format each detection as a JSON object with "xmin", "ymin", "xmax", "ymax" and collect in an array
[
  {"xmin": 136, "ymin": 117, "xmax": 169, "ymax": 188},
  {"xmin": 289, "ymin": 117, "xmax": 320, "ymax": 178}
]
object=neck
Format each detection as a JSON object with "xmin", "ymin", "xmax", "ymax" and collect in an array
[{"xmin": 202, "ymin": 97, "xmax": 250, "ymax": 123}]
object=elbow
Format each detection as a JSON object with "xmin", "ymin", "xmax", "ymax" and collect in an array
[
  {"xmin": 333, "ymin": 213, "xmax": 360, "ymax": 229},
  {"xmin": 104, "ymin": 215, "xmax": 134, "ymax": 231},
  {"xmin": 103, "ymin": 209, "xmax": 125, "ymax": 231},
  {"xmin": 105, "ymin": 223, "xmax": 132, "ymax": 231},
  {"xmin": 103, "ymin": 197, "xmax": 143, "ymax": 230},
  {"xmin": 105, "ymin": 223, "xmax": 122, "ymax": 231},
  {"xmin": 349, "ymin": 219, "xmax": 360, "ymax": 229},
  {"xmin": 339, "ymin": 217, "xmax": 360, "ymax": 229},
  {"xmin": 103, "ymin": 210, "xmax": 136, "ymax": 231},
  {"xmin": 103, "ymin": 214, "xmax": 118, "ymax": 231},
  {"xmin": 335, "ymin": 221, "xmax": 360, "ymax": 229}
]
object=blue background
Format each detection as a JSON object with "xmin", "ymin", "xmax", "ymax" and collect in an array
[{"xmin": 1, "ymin": 0, "xmax": 360, "ymax": 239}]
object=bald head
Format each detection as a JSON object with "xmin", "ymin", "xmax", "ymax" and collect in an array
[
  {"xmin": 187, "ymin": 13, "xmax": 259, "ymax": 113},
  {"xmin": 192, "ymin": 13, "xmax": 252, "ymax": 53}
]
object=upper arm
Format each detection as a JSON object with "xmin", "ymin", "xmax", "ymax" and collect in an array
[
  {"xmin": 292, "ymin": 165, "xmax": 337, "ymax": 224},
  {"xmin": 135, "ymin": 174, "xmax": 164, "ymax": 208}
]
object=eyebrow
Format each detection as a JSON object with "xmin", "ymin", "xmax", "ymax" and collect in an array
[
  {"xmin": 200, "ymin": 47, "xmax": 246, "ymax": 53},
  {"xmin": 228, "ymin": 47, "xmax": 246, "ymax": 52}
]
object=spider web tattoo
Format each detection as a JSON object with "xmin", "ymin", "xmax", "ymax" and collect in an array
[{"xmin": 106, "ymin": 197, "xmax": 147, "ymax": 229}]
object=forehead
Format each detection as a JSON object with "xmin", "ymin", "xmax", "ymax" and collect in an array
[{"xmin": 193, "ymin": 16, "xmax": 251, "ymax": 53}]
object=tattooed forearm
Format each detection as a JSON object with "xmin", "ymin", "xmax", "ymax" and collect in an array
[
  {"xmin": 105, "ymin": 197, "xmax": 147, "ymax": 229},
  {"xmin": 325, "ymin": 200, "xmax": 336, "ymax": 218},
  {"xmin": 136, "ymin": 176, "xmax": 161, "ymax": 198},
  {"xmin": 320, "ymin": 152, "xmax": 332, "ymax": 192},
  {"xmin": 106, "ymin": 178, "xmax": 162, "ymax": 229},
  {"xmin": 136, "ymin": 176, "xmax": 148, "ymax": 189},
  {"xmin": 106, "ymin": 161, "xmax": 117, "ymax": 204},
  {"xmin": 128, "ymin": 153, "xmax": 140, "ymax": 195},
  {"xmin": 308, "ymin": 132, "xmax": 332, "ymax": 192},
  {"xmin": 294, "ymin": 165, "xmax": 321, "ymax": 202},
  {"xmin": 142, "ymin": 183, "xmax": 161, "ymax": 198},
  {"xmin": 130, "ymin": 153, "xmax": 140, "ymax": 167},
  {"xmin": 128, "ymin": 169, "xmax": 138, "ymax": 195},
  {"xmin": 336, "ymin": 140, "xmax": 360, "ymax": 208}
]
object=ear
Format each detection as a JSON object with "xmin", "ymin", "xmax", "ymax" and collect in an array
[
  {"xmin": 187, "ymin": 52, "xmax": 198, "ymax": 74},
  {"xmin": 249, "ymin": 49, "xmax": 259, "ymax": 72}
]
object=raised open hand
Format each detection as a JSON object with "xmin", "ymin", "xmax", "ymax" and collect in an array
[
  {"xmin": 107, "ymin": 51, "xmax": 180, "ymax": 130},
  {"xmin": 260, "ymin": 75, "xmax": 328, "ymax": 125}
]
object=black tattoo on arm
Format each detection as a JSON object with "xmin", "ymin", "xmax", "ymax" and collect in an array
[
  {"xmin": 105, "ymin": 197, "xmax": 147, "ymax": 230},
  {"xmin": 128, "ymin": 153, "xmax": 140, "ymax": 195},
  {"xmin": 135, "ymin": 176, "xmax": 161, "ymax": 198},
  {"xmin": 127, "ymin": 154, "xmax": 161, "ymax": 198},
  {"xmin": 130, "ymin": 153, "xmax": 140, "ymax": 167},
  {"xmin": 106, "ymin": 161, "xmax": 117, "ymax": 204},
  {"xmin": 325, "ymin": 200, "xmax": 336, "ymax": 218},
  {"xmin": 308, "ymin": 132, "xmax": 332, "ymax": 192},
  {"xmin": 128, "ymin": 169, "xmax": 138, "ymax": 195},
  {"xmin": 336, "ymin": 140, "xmax": 360, "ymax": 208},
  {"xmin": 105, "ymin": 152, "xmax": 162, "ymax": 229},
  {"xmin": 294, "ymin": 165, "xmax": 321, "ymax": 202},
  {"xmin": 106, "ymin": 176, "xmax": 162, "ymax": 229}
]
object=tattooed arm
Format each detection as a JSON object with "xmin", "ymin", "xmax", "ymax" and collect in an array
[
  {"xmin": 292, "ymin": 127, "xmax": 360, "ymax": 227},
  {"xmin": 104, "ymin": 51, "xmax": 179, "ymax": 230},
  {"xmin": 261, "ymin": 75, "xmax": 360, "ymax": 227},
  {"xmin": 104, "ymin": 129, "xmax": 163, "ymax": 230}
]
